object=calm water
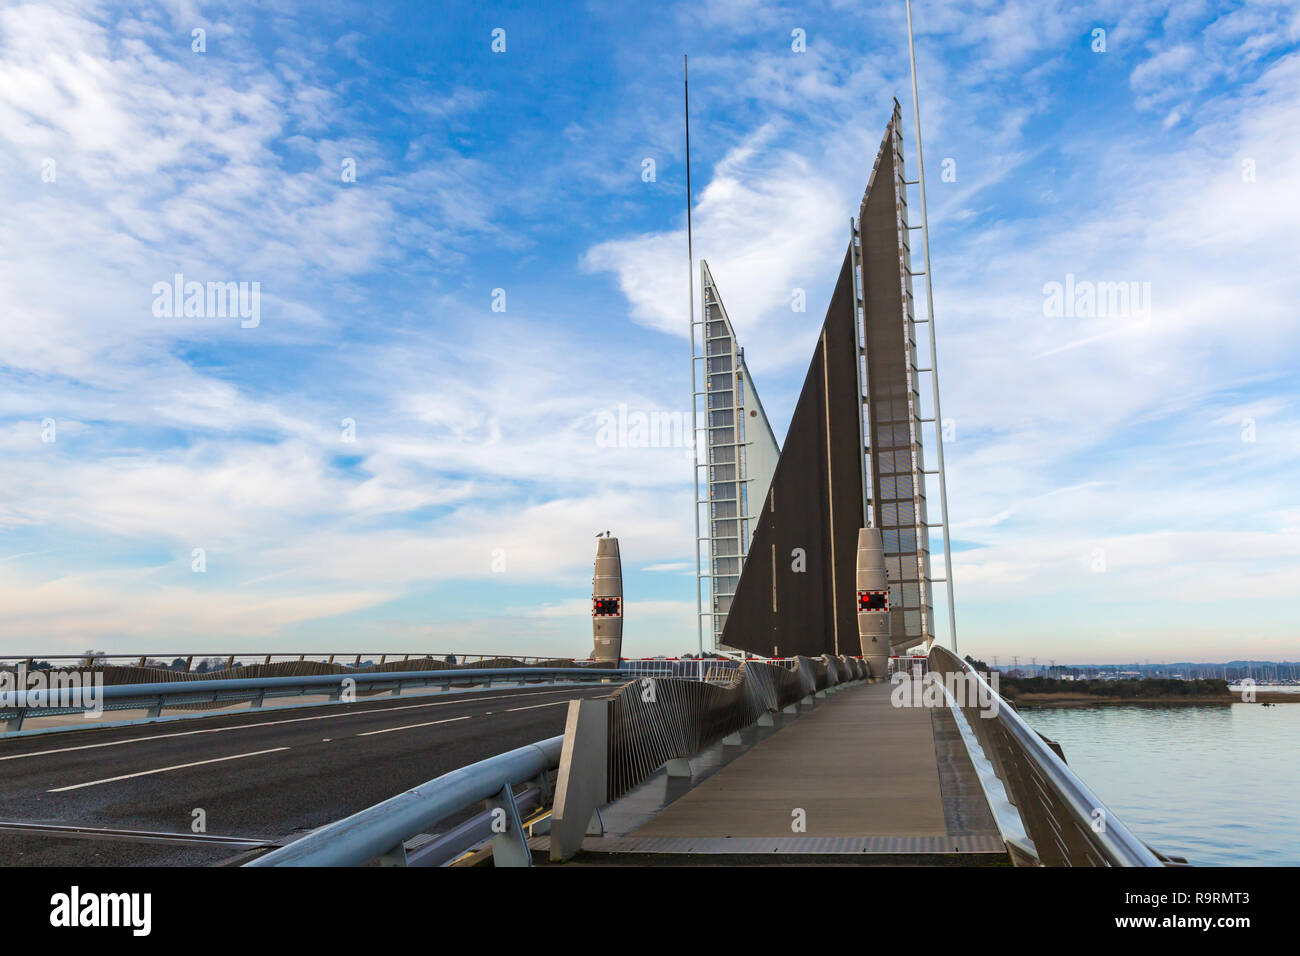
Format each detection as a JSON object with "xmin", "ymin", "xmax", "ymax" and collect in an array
[{"xmin": 1022, "ymin": 701, "xmax": 1300, "ymax": 866}]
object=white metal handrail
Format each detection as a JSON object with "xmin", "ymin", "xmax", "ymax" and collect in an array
[{"xmin": 928, "ymin": 646, "xmax": 1162, "ymax": 867}]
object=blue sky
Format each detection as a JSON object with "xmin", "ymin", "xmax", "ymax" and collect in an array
[{"xmin": 1, "ymin": 0, "xmax": 1297, "ymax": 664}]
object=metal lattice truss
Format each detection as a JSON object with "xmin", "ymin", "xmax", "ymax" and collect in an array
[
  {"xmin": 857, "ymin": 103, "xmax": 935, "ymax": 652},
  {"xmin": 691, "ymin": 261, "xmax": 780, "ymax": 652}
]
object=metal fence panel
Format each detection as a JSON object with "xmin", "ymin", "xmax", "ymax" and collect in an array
[{"xmin": 604, "ymin": 656, "xmax": 857, "ymax": 801}]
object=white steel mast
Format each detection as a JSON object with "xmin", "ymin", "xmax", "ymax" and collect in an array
[
  {"xmin": 905, "ymin": 0, "xmax": 958, "ymax": 654},
  {"xmin": 685, "ymin": 54, "xmax": 704, "ymax": 657}
]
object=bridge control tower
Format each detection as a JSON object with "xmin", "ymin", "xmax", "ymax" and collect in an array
[
  {"xmin": 591, "ymin": 533, "xmax": 623, "ymax": 663},
  {"xmin": 856, "ymin": 527, "xmax": 891, "ymax": 678}
]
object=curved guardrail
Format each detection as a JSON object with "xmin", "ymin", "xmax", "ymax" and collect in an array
[
  {"xmin": 0, "ymin": 667, "xmax": 623, "ymax": 733},
  {"xmin": 927, "ymin": 645, "xmax": 1162, "ymax": 867},
  {"xmin": 247, "ymin": 736, "xmax": 564, "ymax": 867},
  {"xmin": 0, "ymin": 652, "xmax": 574, "ymax": 672}
]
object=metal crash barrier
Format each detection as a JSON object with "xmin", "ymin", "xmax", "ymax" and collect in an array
[
  {"xmin": 0, "ymin": 666, "xmax": 623, "ymax": 734},
  {"xmin": 247, "ymin": 736, "xmax": 565, "ymax": 867}
]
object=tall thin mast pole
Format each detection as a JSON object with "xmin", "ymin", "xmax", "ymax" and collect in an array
[
  {"xmin": 686, "ymin": 54, "xmax": 704, "ymax": 658},
  {"xmin": 905, "ymin": 0, "xmax": 958, "ymax": 654}
]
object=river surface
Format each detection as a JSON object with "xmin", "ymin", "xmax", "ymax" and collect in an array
[{"xmin": 1021, "ymin": 697, "xmax": 1299, "ymax": 866}]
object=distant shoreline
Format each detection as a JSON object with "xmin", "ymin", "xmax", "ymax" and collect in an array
[{"xmin": 1013, "ymin": 691, "xmax": 1297, "ymax": 707}]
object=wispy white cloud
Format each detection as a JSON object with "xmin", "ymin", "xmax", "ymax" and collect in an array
[{"xmin": 1, "ymin": 0, "xmax": 1296, "ymax": 664}]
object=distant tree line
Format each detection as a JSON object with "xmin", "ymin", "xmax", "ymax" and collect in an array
[{"xmin": 998, "ymin": 676, "xmax": 1230, "ymax": 699}]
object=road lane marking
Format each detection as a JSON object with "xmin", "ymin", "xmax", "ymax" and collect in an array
[
  {"xmin": 47, "ymin": 747, "xmax": 291, "ymax": 792},
  {"xmin": 505, "ymin": 700, "xmax": 571, "ymax": 712},
  {"xmin": 0, "ymin": 820, "xmax": 273, "ymax": 848},
  {"xmin": 355, "ymin": 716, "xmax": 472, "ymax": 737},
  {"xmin": 0, "ymin": 688, "xmax": 600, "ymax": 763}
]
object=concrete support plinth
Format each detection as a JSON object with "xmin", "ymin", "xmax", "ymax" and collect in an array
[{"xmin": 550, "ymin": 698, "xmax": 609, "ymax": 862}]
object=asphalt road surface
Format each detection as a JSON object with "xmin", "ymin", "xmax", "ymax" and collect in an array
[{"xmin": 0, "ymin": 683, "xmax": 614, "ymax": 866}]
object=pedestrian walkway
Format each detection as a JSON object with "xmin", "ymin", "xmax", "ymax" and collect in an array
[{"xmin": 577, "ymin": 681, "xmax": 1005, "ymax": 857}]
